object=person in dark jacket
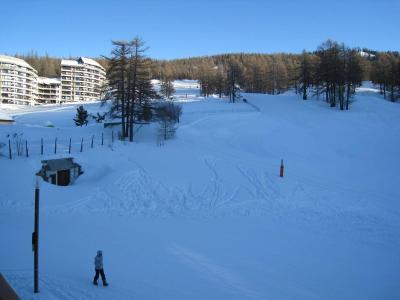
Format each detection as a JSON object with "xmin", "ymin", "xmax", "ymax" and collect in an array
[{"xmin": 93, "ymin": 250, "xmax": 108, "ymax": 286}]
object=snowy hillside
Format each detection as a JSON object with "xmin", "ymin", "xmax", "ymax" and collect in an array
[{"xmin": 1, "ymin": 82, "xmax": 399, "ymax": 299}]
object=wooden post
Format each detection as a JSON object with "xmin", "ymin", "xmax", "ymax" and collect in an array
[
  {"xmin": 80, "ymin": 138, "xmax": 83, "ymax": 152},
  {"xmin": 280, "ymin": 159, "xmax": 284, "ymax": 178},
  {"xmin": 8, "ymin": 139, "xmax": 12, "ymax": 160},
  {"xmin": 41, "ymin": 138, "xmax": 43, "ymax": 155},
  {"xmin": 101, "ymin": 132, "xmax": 104, "ymax": 146},
  {"xmin": 54, "ymin": 137, "xmax": 57, "ymax": 154},
  {"xmin": 33, "ymin": 179, "xmax": 40, "ymax": 293},
  {"xmin": 26, "ymin": 140, "xmax": 29, "ymax": 157},
  {"xmin": 16, "ymin": 139, "xmax": 20, "ymax": 156},
  {"xmin": 68, "ymin": 138, "xmax": 71, "ymax": 154},
  {"xmin": 91, "ymin": 135, "xmax": 94, "ymax": 148}
]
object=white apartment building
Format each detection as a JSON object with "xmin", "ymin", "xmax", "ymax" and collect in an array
[
  {"xmin": 61, "ymin": 57, "xmax": 106, "ymax": 102},
  {"xmin": 37, "ymin": 77, "xmax": 61, "ymax": 104},
  {"xmin": 0, "ymin": 55, "xmax": 38, "ymax": 105}
]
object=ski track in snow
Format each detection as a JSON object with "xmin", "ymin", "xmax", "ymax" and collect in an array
[
  {"xmin": 169, "ymin": 244, "xmax": 264, "ymax": 300},
  {"xmin": 44, "ymin": 159, "xmax": 245, "ymax": 217},
  {"xmin": 27, "ymin": 153, "xmax": 400, "ymax": 245}
]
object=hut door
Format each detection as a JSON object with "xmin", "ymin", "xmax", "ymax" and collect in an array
[{"xmin": 57, "ymin": 170, "xmax": 70, "ymax": 186}]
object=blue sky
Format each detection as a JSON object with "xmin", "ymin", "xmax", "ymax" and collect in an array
[{"xmin": 1, "ymin": 0, "xmax": 399, "ymax": 59}]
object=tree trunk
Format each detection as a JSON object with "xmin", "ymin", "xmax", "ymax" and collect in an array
[
  {"xmin": 390, "ymin": 85, "xmax": 395, "ymax": 102},
  {"xmin": 129, "ymin": 48, "xmax": 138, "ymax": 142},
  {"xmin": 383, "ymin": 83, "xmax": 386, "ymax": 99},
  {"xmin": 120, "ymin": 62, "xmax": 126, "ymax": 140},
  {"xmin": 346, "ymin": 83, "xmax": 351, "ymax": 110}
]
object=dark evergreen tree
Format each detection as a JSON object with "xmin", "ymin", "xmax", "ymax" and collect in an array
[
  {"xmin": 135, "ymin": 72, "xmax": 157, "ymax": 122},
  {"xmin": 74, "ymin": 105, "xmax": 88, "ymax": 126}
]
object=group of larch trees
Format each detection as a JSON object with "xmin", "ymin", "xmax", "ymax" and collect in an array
[
  {"xmin": 104, "ymin": 37, "xmax": 182, "ymax": 142},
  {"xmin": 104, "ymin": 38, "xmax": 156, "ymax": 141},
  {"xmin": 150, "ymin": 40, "xmax": 399, "ymax": 107},
  {"xmin": 297, "ymin": 40, "xmax": 364, "ymax": 110},
  {"xmin": 151, "ymin": 53, "xmax": 298, "ymax": 101},
  {"xmin": 370, "ymin": 52, "xmax": 400, "ymax": 101}
]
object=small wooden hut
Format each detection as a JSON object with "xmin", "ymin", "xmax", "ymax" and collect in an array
[{"xmin": 37, "ymin": 158, "xmax": 82, "ymax": 186}]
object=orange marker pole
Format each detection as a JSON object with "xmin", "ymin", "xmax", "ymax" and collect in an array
[{"xmin": 280, "ymin": 159, "xmax": 284, "ymax": 178}]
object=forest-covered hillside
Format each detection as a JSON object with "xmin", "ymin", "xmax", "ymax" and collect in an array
[{"xmin": 14, "ymin": 41, "xmax": 400, "ymax": 102}]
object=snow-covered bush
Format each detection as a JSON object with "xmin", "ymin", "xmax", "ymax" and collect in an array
[
  {"xmin": 155, "ymin": 102, "xmax": 182, "ymax": 141},
  {"xmin": 44, "ymin": 121, "xmax": 54, "ymax": 127}
]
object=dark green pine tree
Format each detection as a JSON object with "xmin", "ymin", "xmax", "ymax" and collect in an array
[{"xmin": 74, "ymin": 105, "xmax": 88, "ymax": 126}]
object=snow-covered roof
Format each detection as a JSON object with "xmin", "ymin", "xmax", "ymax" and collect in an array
[
  {"xmin": 61, "ymin": 59, "xmax": 79, "ymax": 67},
  {"xmin": 61, "ymin": 57, "xmax": 104, "ymax": 70},
  {"xmin": 80, "ymin": 57, "xmax": 104, "ymax": 69},
  {"xmin": 0, "ymin": 112, "xmax": 14, "ymax": 122},
  {"xmin": 359, "ymin": 51, "xmax": 376, "ymax": 58},
  {"xmin": 41, "ymin": 158, "xmax": 80, "ymax": 171},
  {"xmin": 0, "ymin": 54, "xmax": 37, "ymax": 71},
  {"xmin": 38, "ymin": 77, "xmax": 61, "ymax": 85}
]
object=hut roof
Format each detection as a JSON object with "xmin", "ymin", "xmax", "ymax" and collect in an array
[{"xmin": 41, "ymin": 158, "xmax": 78, "ymax": 171}]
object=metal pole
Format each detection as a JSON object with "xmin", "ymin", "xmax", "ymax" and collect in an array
[
  {"xmin": 101, "ymin": 132, "xmax": 104, "ymax": 146},
  {"xmin": 69, "ymin": 138, "xmax": 71, "ymax": 154},
  {"xmin": 41, "ymin": 138, "xmax": 43, "ymax": 155},
  {"xmin": 54, "ymin": 137, "xmax": 57, "ymax": 154},
  {"xmin": 33, "ymin": 178, "xmax": 40, "ymax": 293},
  {"xmin": 91, "ymin": 135, "xmax": 94, "ymax": 148},
  {"xmin": 8, "ymin": 139, "xmax": 12, "ymax": 160},
  {"xmin": 80, "ymin": 138, "xmax": 83, "ymax": 152},
  {"xmin": 26, "ymin": 140, "xmax": 29, "ymax": 157}
]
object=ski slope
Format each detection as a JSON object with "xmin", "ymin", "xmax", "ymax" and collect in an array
[{"xmin": 0, "ymin": 82, "xmax": 399, "ymax": 299}]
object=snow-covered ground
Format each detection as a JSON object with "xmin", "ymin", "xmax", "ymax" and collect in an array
[{"xmin": 1, "ymin": 81, "xmax": 399, "ymax": 299}]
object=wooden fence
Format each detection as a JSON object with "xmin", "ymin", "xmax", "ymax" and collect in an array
[{"xmin": 4, "ymin": 131, "xmax": 116, "ymax": 160}]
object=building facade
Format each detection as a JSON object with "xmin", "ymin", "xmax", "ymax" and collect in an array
[
  {"xmin": 0, "ymin": 55, "xmax": 106, "ymax": 105},
  {"xmin": 61, "ymin": 57, "xmax": 106, "ymax": 102},
  {"xmin": 37, "ymin": 77, "xmax": 61, "ymax": 104},
  {"xmin": 0, "ymin": 55, "xmax": 38, "ymax": 105}
]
